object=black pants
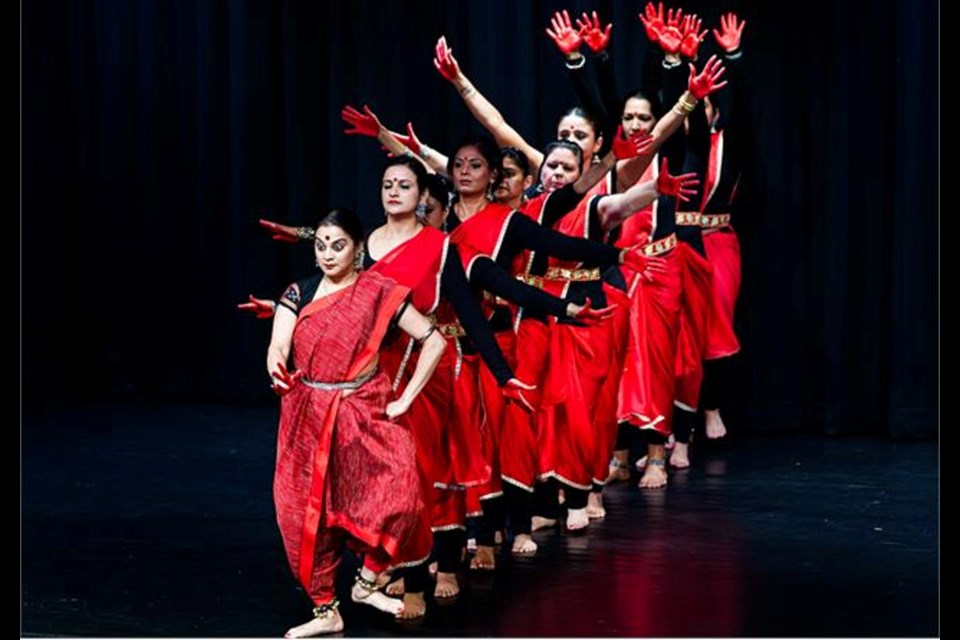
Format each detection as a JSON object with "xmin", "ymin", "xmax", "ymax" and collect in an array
[
  {"xmin": 433, "ymin": 528, "xmax": 465, "ymax": 573},
  {"xmin": 503, "ymin": 482, "xmax": 533, "ymax": 536},
  {"xmin": 474, "ymin": 494, "xmax": 505, "ymax": 546},
  {"xmin": 673, "ymin": 405, "xmax": 697, "ymax": 444}
]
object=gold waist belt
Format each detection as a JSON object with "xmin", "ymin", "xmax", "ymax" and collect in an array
[
  {"xmin": 641, "ymin": 233, "xmax": 677, "ymax": 257},
  {"xmin": 675, "ymin": 211, "xmax": 702, "ymax": 226},
  {"xmin": 700, "ymin": 213, "xmax": 731, "ymax": 228},
  {"xmin": 542, "ymin": 266, "xmax": 602, "ymax": 282}
]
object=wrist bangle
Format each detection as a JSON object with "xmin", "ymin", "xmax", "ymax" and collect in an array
[
  {"xmin": 565, "ymin": 55, "xmax": 586, "ymax": 70},
  {"xmin": 416, "ymin": 324, "xmax": 437, "ymax": 344},
  {"xmin": 419, "ymin": 146, "xmax": 431, "ymax": 161},
  {"xmin": 672, "ymin": 94, "xmax": 698, "ymax": 116}
]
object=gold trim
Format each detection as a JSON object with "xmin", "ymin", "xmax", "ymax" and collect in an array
[
  {"xmin": 700, "ymin": 213, "xmax": 731, "ymax": 228},
  {"xmin": 543, "ymin": 266, "xmax": 601, "ymax": 282},
  {"xmin": 641, "ymin": 233, "xmax": 677, "ymax": 257},
  {"xmin": 675, "ymin": 211, "xmax": 702, "ymax": 226},
  {"xmin": 518, "ymin": 274, "xmax": 544, "ymax": 289}
]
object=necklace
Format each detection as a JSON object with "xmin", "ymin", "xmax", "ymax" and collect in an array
[{"xmin": 319, "ymin": 272, "xmax": 358, "ymax": 298}]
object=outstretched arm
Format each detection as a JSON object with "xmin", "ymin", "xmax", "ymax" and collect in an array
[
  {"xmin": 434, "ymin": 36, "xmax": 544, "ymax": 174},
  {"xmin": 598, "ymin": 158, "xmax": 699, "ymax": 230}
]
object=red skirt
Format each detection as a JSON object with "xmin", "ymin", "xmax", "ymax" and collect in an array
[
  {"xmin": 500, "ymin": 318, "xmax": 550, "ymax": 491},
  {"xmin": 539, "ymin": 314, "xmax": 615, "ymax": 489},
  {"xmin": 703, "ymin": 229, "xmax": 742, "ymax": 360},
  {"xmin": 276, "ymin": 370, "xmax": 433, "ymax": 573},
  {"xmin": 593, "ymin": 281, "xmax": 632, "ymax": 484},
  {"xmin": 617, "ymin": 249, "xmax": 683, "ymax": 436},
  {"xmin": 399, "ymin": 338, "xmax": 490, "ymax": 490},
  {"xmin": 464, "ymin": 351, "xmax": 503, "ymax": 508}
]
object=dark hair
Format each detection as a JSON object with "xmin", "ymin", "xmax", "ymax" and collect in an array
[
  {"xmin": 424, "ymin": 173, "xmax": 453, "ymax": 210},
  {"xmin": 446, "ymin": 132, "xmax": 503, "ymax": 182},
  {"xmin": 620, "ymin": 89, "xmax": 663, "ymax": 120},
  {"xmin": 501, "ymin": 147, "xmax": 532, "ymax": 178},
  {"xmin": 557, "ymin": 106, "xmax": 602, "ymax": 136},
  {"xmin": 315, "ymin": 207, "xmax": 364, "ymax": 245},
  {"xmin": 381, "ymin": 156, "xmax": 428, "ymax": 193},
  {"xmin": 540, "ymin": 140, "xmax": 585, "ymax": 180}
]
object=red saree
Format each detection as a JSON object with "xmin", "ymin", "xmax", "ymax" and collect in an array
[{"xmin": 273, "ymin": 271, "xmax": 430, "ymax": 604}]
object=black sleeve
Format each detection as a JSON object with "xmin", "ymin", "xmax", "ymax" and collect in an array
[
  {"xmin": 640, "ymin": 44, "xmax": 664, "ymax": 100},
  {"xmin": 594, "ymin": 51, "xmax": 622, "ymax": 157},
  {"xmin": 714, "ymin": 49, "xmax": 742, "ymax": 132},
  {"xmin": 661, "ymin": 58, "xmax": 687, "ymax": 114},
  {"xmin": 472, "ymin": 257, "xmax": 569, "ymax": 319},
  {"xmin": 440, "ymin": 246, "xmax": 515, "ymax": 386},
  {"xmin": 506, "ymin": 214, "xmax": 621, "ymax": 269},
  {"xmin": 538, "ymin": 183, "xmax": 584, "ymax": 230},
  {"xmin": 659, "ymin": 60, "xmax": 688, "ymax": 172},
  {"xmin": 565, "ymin": 55, "xmax": 610, "ymax": 128},
  {"xmin": 683, "ymin": 100, "xmax": 711, "ymax": 206}
]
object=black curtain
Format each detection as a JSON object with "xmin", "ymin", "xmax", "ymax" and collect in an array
[{"xmin": 23, "ymin": 0, "xmax": 937, "ymax": 438}]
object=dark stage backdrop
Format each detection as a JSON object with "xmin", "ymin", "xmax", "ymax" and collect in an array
[{"xmin": 23, "ymin": 0, "xmax": 937, "ymax": 438}]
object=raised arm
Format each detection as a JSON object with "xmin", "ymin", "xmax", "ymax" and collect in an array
[
  {"xmin": 711, "ymin": 12, "xmax": 746, "ymax": 132},
  {"xmin": 341, "ymin": 103, "xmax": 438, "ymax": 174},
  {"xmin": 433, "ymin": 36, "xmax": 544, "ymax": 173},
  {"xmin": 387, "ymin": 122, "xmax": 450, "ymax": 176},
  {"xmin": 616, "ymin": 55, "xmax": 728, "ymax": 188},
  {"xmin": 549, "ymin": 10, "xmax": 609, "ymax": 128}
]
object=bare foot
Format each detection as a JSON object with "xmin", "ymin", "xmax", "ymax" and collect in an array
[
  {"xmin": 531, "ymin": 516, "xmax": 557, "ymax": 532},
  {"xmin": 511, "ymin": 533, "xmax": 538, "ymax": 554},
  {"xmin": 351, "ymin": 582, "xmax": 404, "ymax": 615},
  {"xmin": 669, "ymin": 442, "xmax": 690, "ymax": 468},
  {"xmin": 705, "ymin": 409, "xmax": 727, "ymax": 439},
  {"xmin": 586, "ymin": 492, "xmax": 606, "ymax": 519},
  {"xmin": 470, "ymin": 545, "xmax": 496, "ymax": 570},
  {"xmin": 385, "ymin": 577, "xmax": 405, "ymax": 596},
  {"xmin": 396, "ymin": 592, "xmax": 426, "ymax": 620},
  {"xmin": 434, "ymin": 572, "xmax": 460, "ymax": 599},
  {"xmin": 638, "ymin": 462, "xmax": 668, "ymax": 489},
  {"xmin": 284, "ymin": 609, "xmax": 344, "ymax": 637},
  {"xmin": 607, "ymin": 450, "xmax": 631, "ymax": 482},
  {"xmin": 566, "ymin": 507, "xmax": 589, "ymax": 531},
  {"xmin": 635, "ymin": 455, "xmax": 648, "ymax": 470}
]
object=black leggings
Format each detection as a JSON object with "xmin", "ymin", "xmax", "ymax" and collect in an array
[
  {"xmin": 673, "ymin": 405, "xmax": 697, "ymax": 444},
  {"xmin": 503, "ymin": 482, "xmax": 534, "ymax": 536},
  {"xmin": 433, "ymin": 528, "xmax": 465, "ymax": 573},
  {"xmin": 475, "ymin": 494, "xmax": 505, "ymax": 547}
]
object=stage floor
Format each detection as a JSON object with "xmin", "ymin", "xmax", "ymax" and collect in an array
[{"xmin": 22, "ymin": 402, "xmax": 939, "ymax": 637}]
